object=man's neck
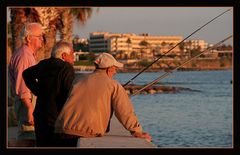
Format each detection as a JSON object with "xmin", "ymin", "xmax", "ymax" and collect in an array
[
  {"xmin": 28, "ymin": 45, "xmax": 35, "ymax": 53},
  {"xmin": 25, "ymin": 44, "xmax": 36, "ymax": 55}
]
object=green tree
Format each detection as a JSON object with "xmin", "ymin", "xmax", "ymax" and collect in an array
[
  {"xmin": 130, "ymin": 51, "xmax": 138, "ymax": 59},
  {"xmin": 139, "ymin": 40, "xmax": 150, "ymax": 58},
  {"xmin": 179, "ymin": 42, "xmax": 185, "ymax": 51},
  {"xmin": 139, "ymin": 40, "xmax": 149, "ymax": 47},
  {"xmin": 178, "ymin": 42, "xmax": 185, "ymax": 60},
  {"xmin": 138, "ymin": 59, "xmax": 152, "ymax": 67},
  {"xmin": 190, "ymin": 49, "xmax": 201, "ymax": 57},
  {"xmin": 126, "ymin": 38, "xmax": 132, "ymax": 54},
  {"xmin": 161, "ymin": 41, "xmax": 167, "ymax": 47}
]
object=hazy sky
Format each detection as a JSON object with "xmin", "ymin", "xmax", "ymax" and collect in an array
[
  {"xmin": 7, "ymin": 7, "xmax": 233, "ymax": 45},
  {"xmin": 73, "ymin": 7, "xmax": 233, "ymax": 45}
]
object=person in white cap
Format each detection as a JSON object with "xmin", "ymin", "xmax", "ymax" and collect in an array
[{"xmin": 54, "ymin": 52, "xmax": 152, "ymax": 147}]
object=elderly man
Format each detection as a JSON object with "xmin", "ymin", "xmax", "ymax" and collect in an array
[
  {"xmin": 55, "ymin": 52, "xmax": 152, "ymax": 147},
  {"xmin": 22, "ymin": 41, "xmax": 75, "ymax": 147},
  {"xmin": 9, "ymin": 22, "xmax": 43, "ymax": 141}
]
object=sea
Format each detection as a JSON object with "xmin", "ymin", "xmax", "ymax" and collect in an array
[
  {"xmin": 113, "ymin": 70, "xmax": 233, "ymax": 148},
  {"xmin": 75, "ymin": 69, "xmax": 233, "ymax": 148}
]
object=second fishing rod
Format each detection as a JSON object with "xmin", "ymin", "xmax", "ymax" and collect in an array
[
  {"xmin": 123, "ymin": 9, "xmax": 231, "ymax": 87},
  {"xmin": 130, "ymin": 35, "xmax": 232, "ymax": 96}
]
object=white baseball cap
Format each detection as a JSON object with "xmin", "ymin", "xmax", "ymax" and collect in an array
[{"xmin": 94, "ymin": 52, "xmax": 124, "ymax": 68}]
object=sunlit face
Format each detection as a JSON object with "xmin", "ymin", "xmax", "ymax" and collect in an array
[
  {"xmin": 63, "ymin": 49, "xmax": 74, "ymax": 65},
  {"xmin": 28, "ymin": 25, "xmax": 43, "ymax": 51}
]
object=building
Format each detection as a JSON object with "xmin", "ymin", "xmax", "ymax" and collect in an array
[
  {"xmin": 89, "ymin": 32, "xmax": 183, "ymax": 59},
  {"xmin": 205, "ymin": 50, "xmax": 233, "ymax": 58},
  {"xmin": 73, "ymin": 36, "xmax": 89, "ymax": 52},
  {"xmin": 183, "ymin": 39, "xmax": 208, "ymax": 51}
]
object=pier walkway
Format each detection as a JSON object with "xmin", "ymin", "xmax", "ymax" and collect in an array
[{"xmin": 8, "ymin": 115, "xmax": 156, "ymax": 148}]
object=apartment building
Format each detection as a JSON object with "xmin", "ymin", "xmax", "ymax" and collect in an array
[
  {"xmin": 89, "ymin": 32, "xmax": 183, "ymax": 58},
  {"xmin": 183, "ymin": 39, "xmax": 208, "ymax": 51}
]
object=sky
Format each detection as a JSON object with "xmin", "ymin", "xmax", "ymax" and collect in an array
[
  {"xmin": 73, "ymin": 7, "xmax": 233, "ymax": 45},
  {"xmin": 7, "ymin": 7, "xmax": 233, "ymax": 45}
]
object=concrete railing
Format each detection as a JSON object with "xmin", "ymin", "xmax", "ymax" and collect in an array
[
  {"xmin": 8, "ymin": 115, "xmax": 156, "ymax": 148},
  {"xmin": 77, "ymin": 115, "xmax": 157, "ymax": 148}
]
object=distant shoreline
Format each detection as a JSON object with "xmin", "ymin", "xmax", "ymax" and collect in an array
[
  {"xmin": 118, "ymin": 67, "xmax": 232, "ymax": 73},
  {"xmin": 74, "ymin": 57, "xmax": 232, "ymax": 73},
  {"xmin": 74, "ymin": 66, "xmax": 232, "ymax": 73}
]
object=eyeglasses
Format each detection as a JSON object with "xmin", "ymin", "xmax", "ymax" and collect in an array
[{"xmin": 31, "ymin": 34, "xmax": 43, "ymax": 40}]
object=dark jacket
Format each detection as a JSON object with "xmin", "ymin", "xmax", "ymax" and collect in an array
[{"xmin": 23, "ymin": 57, "xmax": 75, "ymax": 127}]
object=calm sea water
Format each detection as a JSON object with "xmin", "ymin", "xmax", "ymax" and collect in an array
[{"xmin": 114, "ymin": 70, "xmax": 233, "ymax": 148}]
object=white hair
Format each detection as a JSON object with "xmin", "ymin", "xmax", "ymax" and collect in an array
[
  {"xmin": 51, "ymin": 41, "xmax": 73, "ymax": 60},
  {"xmin": 20, "ymin": 22, "xmax": 43, "ymax": 43}
]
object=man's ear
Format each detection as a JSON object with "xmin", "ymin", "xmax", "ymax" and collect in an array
[
  {"xmin": 26, "ymin": 35, "xmax": 31, "ymax": 43},
  {"xmin": 106, "ymin": 67, "xmax": 111, "ymax": 76},
  {"xmin": 62, "ymin": 53, "xmax": 66, "ymax": 60}
]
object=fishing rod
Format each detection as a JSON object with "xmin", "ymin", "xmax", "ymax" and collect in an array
[
  {"xmin": 130, "ymin": 35, "xmax": 233, "ymax": 96},
  {"xmin": 123, "ymin": 9, "xmax": 231, "ymax": 87}
]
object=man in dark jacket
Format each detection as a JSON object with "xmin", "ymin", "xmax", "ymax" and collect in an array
[{"xmin": 23, "ymin": 41, "xmax": 75, "ymax": 147}]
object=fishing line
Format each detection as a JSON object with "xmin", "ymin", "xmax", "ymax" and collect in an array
[
  {"xmin": 130, "ymin": 35, "xmax": 232, "ymax": 96},
  {"xmin": 123, "ymin": 9, "xmax": 231, "ymax": 87}
]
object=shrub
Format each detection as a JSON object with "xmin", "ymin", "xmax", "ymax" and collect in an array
[
  {"xmin": 74, "ymin": 60, "xmax": 94, "ymax": 66},
  {"xmin": 137, "ymin": 59, "xmax": 152, "ymax": 67}
]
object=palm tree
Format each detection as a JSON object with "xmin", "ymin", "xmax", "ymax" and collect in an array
[
  {"xmin": 10, "ymin": 8, "xmax": 29, "ymax": 53},
  {"xmin": 154, "ymin": 44, "xmax": 161, "ymax": 56},
  {"xmin": 169, "ymin": 42, "xmax": 174, "ymax": 48},
  {"xmin": 185, "ymin": 41, "xmax": 192, "ymax": 58},
  {"xmin": 139, "ymin": 40, "xmax": 149, "ymax": 47},
  {"xmin": 126, "ymin": 38, "xmax": 132, "ymax": 58},
  {"xmin": 10, "ymin": 7, "xmax": 94, "ymax": 62},
  {"xmin": 34, "ymin": 7, "xmax": 61, "ymax": 60},
  {"xmin": 61, "ymin": 8, "xmax": 93, "ymax": 42},
  {"xmin": 139, "ymin": 40, "xmax": 150, "ymax": 58},
  {"xmin": 130, "ymin": 51, "xmax": 138, "ymax": 59},
  {"xmin": 7, "ymin": 22, "xmax": 12, "ymax": 65},
  {"xmin": 179, "ymin": 42, "xmax": 185, "ymax": 60},
  {"xmin": 179, "ymin": 42, "xmax": 185, "ymax": 51},
  {"xmin": 161, "ymin": 41, "xmax": 167, "ymax": 52}
]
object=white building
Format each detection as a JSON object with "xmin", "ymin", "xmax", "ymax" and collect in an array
[
  {"xmin": 89, "ymin": 32, "xmax": 183, "ymax": 58},
  {"xmin": 183, "ymin": 39, "xmax": 208, "ymax": 52}
]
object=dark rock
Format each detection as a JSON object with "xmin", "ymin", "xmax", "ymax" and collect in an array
[{"xmin": 123, "ymin": 84, "xmax": 195, "ymax": 95}]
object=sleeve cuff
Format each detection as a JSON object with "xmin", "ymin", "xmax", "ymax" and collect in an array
[
  {"xmin": 20, "ymin": 92, "xmax": 32, "ymax": 99},
  {"xmin": 130, "ymin": 125, "xmax": 143, "ymax": 134}
]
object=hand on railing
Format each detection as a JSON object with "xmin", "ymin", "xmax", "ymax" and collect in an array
[{"xmin": 131, "ymin": 131, "xmax": 152, "ymax": 142}]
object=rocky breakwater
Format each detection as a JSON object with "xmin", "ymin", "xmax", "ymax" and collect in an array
[{"xmin": 124, "ymin": 84, "xmax": 195, "ymax": 95}]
